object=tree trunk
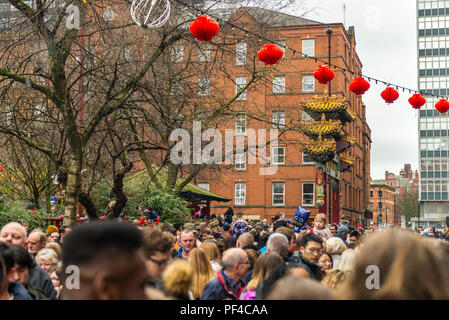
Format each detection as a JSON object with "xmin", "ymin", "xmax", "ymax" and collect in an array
[
  {"xmin": 107, "ymin": 162, "xmax": 133, "ymax": 220},
  {"xmin": 78, "ymin": 192, "xmax": 99, "ymax": 221},
  {"xmin": 62, "ymin": 155, "xmax": 82, "ymax": 226}
]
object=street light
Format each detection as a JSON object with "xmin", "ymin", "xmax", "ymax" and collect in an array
[
  {"xmin": 326, "ymin": 27, "xmax": 333, "ymax": 96},
  {"xmin": 385, "ymin": 207, "xmax": 388, "ymax": 228}
]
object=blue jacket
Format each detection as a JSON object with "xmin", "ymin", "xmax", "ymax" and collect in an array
[
  {"xmin": 200, "ymin": 270, "xmax": 245, "ymax": 300},
  {"xmin": 177, "ymin": 246, "xmax": 196, "ymax": 259},
  {"xmin": 8, "ymin": 282, "xmax": 36, "ymax": 300}
]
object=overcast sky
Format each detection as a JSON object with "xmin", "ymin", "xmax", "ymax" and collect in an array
[{"xmin": 289, "ymin": 0, "xmax": 419, "ymax": 179}]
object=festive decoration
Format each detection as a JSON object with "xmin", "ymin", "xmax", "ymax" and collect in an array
[
  {"xmin": 131, "ymin": 0, "xmax": 171, "ymax": 28},
  {"xmin": 286, "ymin": 206, "xmax": 311, "ymax": 233},
  {"xmin": 408, "ymin": 94, "xmax": 426, "ymax": 109},
  {"xmin": 381, "ymin": 87, "xmax": 399, "ymax": 104},
  {"xmin": 257, "ymin": 43, "xmax": 284, "ymax": 66},
  {"xmin": 313, "ymin": 65, "xmax": 335, "ymax": 84},
  {"xmin": 315, "ymin": 164, "xmax": 325, "ymax": 208},
  {"xmin": 189, "ymin": 15, "xmax": 220, "ymax": 42},
  {"xmin": 349, "ymin": 77, "xmax": 370, "ymax": 95},
  {"xmin": 435, "ymin": 99, "xmax": 449, "ymax": 113}
]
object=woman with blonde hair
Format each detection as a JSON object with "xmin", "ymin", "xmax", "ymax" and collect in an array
[
  {"xmin": 36, "ymin": 248, "xmax": 59, "ymax": 273},
  {"xmin": 335, "ymin": 248, "xmax": 357, "ymax": 273},
  {"xmin": 200, "ymin": 241, "xmax": 221, "ymax": 272},
  {"xmin": 162, "ymin": 259, "xmax": 194, "ymax": 300},
  {"xmin": 325, "ymin": 237, "xmax": 347, "ymax": 267},
  {"xmin": 45, "ymin": 242, "xmax": 62, "ymax": 260},
  {"xmin": 337, "ymin": 229, "xmax": 449, "ymax": 299},
  {"xmin": 188, "ymin": 248, "xmax": 216, "ymax": 299}
]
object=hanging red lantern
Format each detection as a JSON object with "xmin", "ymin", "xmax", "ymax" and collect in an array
[
  {"xmin": 313, "ymin": 65, "xmax": 335, "ymax": 84},
  {"xmin": 349, "ymin": 77, "xmax": 370, "ymax": 95},
  {"xmin": 435, "ymin": 99, "xmax": 449, "ymax": 113},
  {"xmin": 189, "ymin": 16, "xmax": 220, "ymax": 42},
  {"xmin": 408, "ymin": 94, "xmax": 426, "ymax": 109},
  {"xmin": 0, "ymin": 166, "xmax": 4, "ymax": 171},
  {"xmin": 257, "ymin": 43, "xmax": 284, "ymax": 66},
  {"xmin": 381, "ymin": 87, "xmax": 399, "ymax": 104}
]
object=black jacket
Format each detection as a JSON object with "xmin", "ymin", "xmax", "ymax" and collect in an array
[
  {"xmin": 28, "ymin": 262, "xmax": 57, "ymax": 300},
  {"xmin": 8, "ymin": 281, "xmax": 35, "ymax": 300},
  {"xmin": 292, "ymin": 252, "xmax": 323, "ymax": 281}
]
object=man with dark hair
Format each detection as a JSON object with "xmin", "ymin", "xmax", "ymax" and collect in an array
[
  {"xmin": 58, "ymin": 226, "xmax": 72, "ymax": 245},
  {"xmin": 348, "ymin": 231, "xmax": 361, "ymax": 246},
  {"xmin": 273, "ymin": 213, "xmax": 287, "ymax": 231},
  {"xmin": 275, "ymin": 226, "xmax": 296, "ymax": 260},
  {"xmin": 292, "ymin": 233, "xmax": 323, "ymax": 281},
  {"xmin": 329, "ymin": 224, "xmax": 338, "ymax": 237},
  {"xmin": 60, "ymin": 222, "xmax": 148, "ymax": 300}
]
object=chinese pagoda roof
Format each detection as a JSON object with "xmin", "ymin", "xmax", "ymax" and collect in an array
[{"xmin": 301, "ymin": 114, "xmax": 345, "ymax": 139}]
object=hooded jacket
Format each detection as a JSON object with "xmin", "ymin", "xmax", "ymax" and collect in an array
[{"xmin": 293, "ymin": 252, "xmax": 323, "ymax": 281}]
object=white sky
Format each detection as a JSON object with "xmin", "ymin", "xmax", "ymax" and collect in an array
[{"xmin": 290, "ymin": 0, "xmax": 419, "ymax": 179}]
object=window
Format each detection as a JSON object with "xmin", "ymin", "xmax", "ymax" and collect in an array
[
  {"xmin": 272, "ymin": 182, "xmax": 285, "ymax": 206},
  {"xmin": 235, "ymin": 148, "xmax": 246, "ymax": 170},
  {"xmin": 236, "ymin": 77, "xmax": 247, "ymax": 100},
  {"xmin": 272, "ymin": 147, "xmax": 285, "ymax": 165},
  {"xmin": 370, "ymin": 190, "xmax": 373, "ymax": 198},
  {"xmin": 198, "ymin": 77, "xmax": 210, "ymax": 96},
  {"xmin": 277, "ymin": 40, "xmax": 286, "ymax": 58},
  {"xmin": 199, "ymin": 43, "xmax": 211, "ymax": 61},
  {"xmin": 302, "ymin": 183, "xmax": 315, "ymax": 206},
  {"xmin": 235, "ymin": 114, "xmax": 246, "ymax": 134},
  {"xmin": 272, "ymin": 76, "xmax": 285, "ymax": 93},
  {"xmin": 236, "ymin": 42, "xmax": 247, "ymax": 66},
  {"xmin": 171, "ymin": 45, "xmax": 183, "ymax": 62},
  {"xmin": 378, "ymin": 190, "xmax": 383, "ymax": 198},
  {"xmin": 302, "ymin": 152, "xmax": 314, "ymax": 164},
  {"xmin": 235, "ymin": 183, "xmax": 246, "ymax": 205},
  {"xmin": 302, "ymin": 75, "xmax": 315, "ymax": 92},
  {"xmin": 197, "ymin": 183, "xmax": 210, "ymax": 191},
  {"xmin": 302, "ymin": 39, "xmax": 315, "ymax": 56},
  {"xmin": 272, "ymin": 111, "xmax": 285, "ymax": 128}
]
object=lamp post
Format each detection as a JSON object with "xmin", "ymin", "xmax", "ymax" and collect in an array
[
  {"xmin": 326, "ymin": 27, "xmax": 333, "ymax": 96},
  {"xmin": 385, "ymin": 207, "xmax": 388, "ymax": 228}
]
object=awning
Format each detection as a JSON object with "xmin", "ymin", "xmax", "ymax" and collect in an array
[{"xmin": 180, "ymin": 183, "xmax": 231, "ymax": 202}]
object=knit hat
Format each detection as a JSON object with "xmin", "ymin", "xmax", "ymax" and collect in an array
[
  {"xmin": 337, "ymin": 225, "xmax": 350, "ymax": 236},
  {"xmin": 183, "ymin": 223, "xmax": 195, "ymax": 230},
  {"xmin": 231, "ymin": 220, "xmax": 248, "ymax": 236},
  {"xmin": 46, "ymin": 225, "xmax": 59, "ymax": 237}
]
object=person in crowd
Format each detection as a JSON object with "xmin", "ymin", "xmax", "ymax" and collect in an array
[
  {"xmin": 313, "ymin": 214, "xmax": 331, "ymax": 241},
  {"xmin": 266, "ymin": 233, "xmax": 289, "ymax": 261},
  {"xmin": 240, "ymin": 251, "xmax": 283, "ymax": 300},
  {"xmin": 0, "ymin": 222, "xmax": 27, "ymax": 246},
  {"xmin": 318, "ymin": 252, "xmax": 333, "ymax": 271},
  {"xmin": 48, "ymin": 231, "xmax": 60, "ymax": 243},
  {"xmin": 242, "ymin": 248, "xmax": 259, "ymax": 284},
  {"xmin": 236, "ymin": 232, "xmax": 255, "ymax": 250},
  {"xmin": 45, "ymin": 242, "xmax": 62, "ymax": 261},
  {"xmin": 58, "ymin": 226, "xmax": 72, "ymax": 245},
  {"xmin": 35, "ymin": 248, "xmax": 59, "ymax": 274},
  {"xmin": 201, "ymin": 248, "xmax": 251, "ymax": 300},
  {"xmin": 337, "ymin": 229, "xmax": 449, "ymax": 299},
  {"xmin": 177, "ymin": 229, "xmax": 196, "ymax": 260},
  {"xmin": 326, "ymin": 236, "xmax": 347, "ymax": 267},
  {"xmin": 188, "ymin": 248, "xmax": 216, "ymax": 300},
  {"xmin": 200, "ymin": 241, "xmax": 222, "ymax": 272},
  {"xmin": 48, "ymin": 266, "xmax": 62, "ymax": 299},
  {"xmin": 335, "ymin": 225, "xmax": 350, "ymax": 246},
  {"xmin": 224, "ymin": 207, "xmax": 234, "ymax": 225},
  {"xmin": 273, "ymin": 213, "xmax": 287, "ymax": 231},
  {"xmin": 321, "ymin": 269, "xmax": 347, "ymax": 290},
  {"xmin": 162, "ymin": 259, "xmax": 194, "ymax": 300},
  {"xmin": 274, "ymin": 227, "xmax": 297, "ymax": 261},
  {"xmin": 293, "ymin": 233, "xmax": 324, "ymax": 280},
  {"xmin": 267, "ymin": 276, "xmax": 333, "ymax": 300},
  {"xmin": 348, "ymin": 231, "xmax": 361, "ymax": 246},
  {"xmin": 335, "ymin": 248, "xmax": 357, "ymax": 274},
  {"xmin": 27, "ymin": 230, "xmax": 47, "ymax": 258},
  {"xmin": 142, "ymin": 227, "xmax": 173, "ymax": 288},
  {"xmin": 60, "ymin": 222, "xmax": 148, "ymax": 300},
  {"xmin": 223, "ymin": 235, "xmax": 237, "ymax": 251},
  {"xmin": 329, "ymin": 224, "xmax": 338, "ymax": 238}
]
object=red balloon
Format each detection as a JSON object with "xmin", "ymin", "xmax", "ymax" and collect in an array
[
  {"xmin": 257, "ymin": 43, "xmax": 284, "ymax": 66},
  {"xmin": 381, "ymin": 87, "xmax": 399, "ymax": 104},
  {"xmin": 189, "ymin": 16, "xmax": 220, "ymax": 42},
  {"xmin": 349, "ymin": 77, "xmax": 370, "ymax": 95},
  {"xmin": 313, "ymin": 65, "xmax": 335, "ymax": 84},
  {"xmin": 408, "ymin": 94, "xmax": 426, "ymax": 109},
  {"xmin": 435, "ymin": 99, "xmax": 449, "ymax": 113}
]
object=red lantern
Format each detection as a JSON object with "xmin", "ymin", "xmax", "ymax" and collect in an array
[
  {"xmin": 349, "ymin": 77, "xmax": 370, "ymax": 95},
  {"xmin": 313, "ymin": 65, "xmax": 335, "ymax": 84},
  {"xmin": 435, "ymin": 99, "xmax": 449, "ymax": 113},
  {"xmin": 189, "ymin": 16, "xmax": 220, "ymax": 42},
  {"xmin": 381, "ymin": 87, "xmax": 399, "ymax": 104},
  {"xmin": 408, "ymin": 94, "xmax": 426, "ymax": 109},
  {"xmin": 257, "ymin": 43, "xmax": 284, "ymax": 66},
  {"xmin": 0, "ymin": 166, "xmax": 4, "ymax": 171}
]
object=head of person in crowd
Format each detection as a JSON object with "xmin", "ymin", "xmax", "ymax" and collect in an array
[
  {"xmin": 59, "ymin": 226, "xmax": 72, "ymax": 244},
  {"xmin": 299, "ymin": 233, "xmax": 323, "ymax": 264},
  {"xmin": 245, "ymin": 252, "xmax": 283, "ymax": 292},
  {"xmin": 329, "ymin": 224, "xmax": 338, "ymax": 237},
  {"xmin": 48, "ymin": 266, "xmax": 62, "ymax": 298},
  {"xmin": 318, "ymin": 252, "xmax": 333, "ymax": 271},
  {"xmin": 0, "ymin": 255, "xmax": 8, "ymax": 300},
  {"xmin": 266, "ymin": 233, "xmax": 289, "ymax": 258},
  {"xmin": 162, "ymin": 259, "xmax": 193, "ymax": 300},
  {"xmin": 141, "ymin": 227, "xmax": 173, "ymax": 286},
  {"xmin": 60, "ymin": 222, "xmax": 148, "ymax": 300},
  {"xmin": 267, "ymin": 276, "xmax": 333, "ymax": 300},
  {"xmin": 27, "ymin": 230, "xmax": 47, "ymax": 257},
  {"xmin": 35, "ymin": 248, "xmax": 59, "ymax": 274},
  {"xmin": 236, "ymin": 232, "xmax": 254, "ymax": 249},
  {"xmin": 335, "ymin": 248, "xmax": 357, "ymax": 273},
  {"xmin": 223, "ymin": 235, "xmax": 237, "ymax": 251},
  {"xmin": 258, "ymin": 232, "xmax": 272, "ymax": 250},
  {"xmin": 348, "ymin": 231, "xmax": 361, "ymax": 246},
  {"xmin": 199, "ymin": 241, "xmax": 221, "ymax": 271},
  {"xmin": 222, "ymin": 248, "xmax": 251, "ymax": 283},
  {"xmin": 337, "ymin": 224, "xmax": 350, "ymax": 239},
  {"xmin": 244, "ymin": 248, "xmax": 258, "ymax": 271},
  {"xmin": 45, "ymin": 242, "xmax": 62, "ymax": 261},
  {"xmin": 49, "ymin": 231, "xmax": 59, "ymax": 243},
  {"xmin": 313, "ymin": 214, "xmax": 326, "ymax": 231},
  {"xmin": 275, "ymin": 227, "xmax": 296, "ymax": 256},
  {"xmin": 179, "ymin": 229, "xmax": 195, "ymax": 259},
  {"xmin": 322, "ymin": 269, "xmax": 347, "ymax": 290},
  {"xmin": 188, "ymin": 248, "xmax": 216, "ymax": 299},
  {"xmin": 0, "ymin": 222, "xmax": 27, "ymax": 247},
  {"xmin": 337, "ymin": 229, "xmax": 449, "ymax": 299},
  {"xmin": 325, "ymin": 237, "xmax": 347, "ymax": 263},
  {"xmin": 46, "ymin": 225, "xmax": 59, "ymax": 241}
]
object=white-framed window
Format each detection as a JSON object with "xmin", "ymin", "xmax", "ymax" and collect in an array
[
  {"xmin": 235, "ymin": 148, "xmax": 246, "ymax": 171},
  {"xmin": 235, "ymin": 182, "xmax": 246, "ymax": 205},
  {"xmin": 302, "ymin": 152, "xmax": 314, "ymax": 164},
  {"xmin": 171, "ymin": 45, "xmax": 183, "ymax": 62},
  {"xmin": 272, "ymin": 147, "xmax": 285, "ymax": 165},
  {"xmin": 273, "ymin": 76, "xmax": 285, "ymax": 93},
  {"xmin": 272, "ymin": 111, "xmax": 285, "ymax": 128},
  {"xmin": 302, "ymin": 75, "xmax": 315, "ymax": 92},
  {"xmin": 198, "ymin": 77, "xmax": 210, "ymax": 96},
  {"xmin": 235, "ymin": 114, "xmax": 246, "ymax": 134},
  {"xmin": 197, "ymin": 183, "xmax": 210, "ymax": 191},
  {"xmin": 236, "ymin": 77, "xmax": 247, "ymax": 100},
  {"xmin": 302, "ymin": 182, "xmax": 315, "ymax": 206},
  {"xmin": 236, "ymin": 42, "xmax": 247, "ymax": 66},
  {"xmin": 170, "ymin": 81, "xmax": 182, "ymax": 96},
  {"xmin": 199, "ymin": 43, "xmax": 211, "ymax": 61},
  {"xmin": 302, "ymin": 39, "xmax": 315, "ymax": 56},
  {"xmin": 272, "ymin": 182, "xmax": 285, "ymax": 206}
]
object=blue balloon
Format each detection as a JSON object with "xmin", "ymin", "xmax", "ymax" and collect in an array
[{"xmin": 287, "ymin": 205, "xmax": 311, "ymax": 233}]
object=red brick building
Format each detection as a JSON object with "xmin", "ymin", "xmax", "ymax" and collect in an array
[
  {"xmin": 369, "ymin": 182, "xmax": 395, "ymax": 227},
  {"xmin": 195, "ymin": 8, "xmax": 371, "ymax": 226}
]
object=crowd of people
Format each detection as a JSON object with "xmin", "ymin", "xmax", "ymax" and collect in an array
[{"xmin": 0, "ymin": 208, "xmax": 448, "ymax": 300}]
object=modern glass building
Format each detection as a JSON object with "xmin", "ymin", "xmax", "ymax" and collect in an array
[{"xmin": 416, "ymin": 0, "xmax": 449, "ymax": 227}]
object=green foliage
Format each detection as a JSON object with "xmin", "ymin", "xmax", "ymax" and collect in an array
[
  {"xmin": 90, "ymin": 181, "xmax": 114, "ymax": 213},
  {"xmin": 0, "ymin": 196, "xmax": 49, "ymax": 230},
  {"xmin": 398, "ymin": 190, "xmax": 419, "ymax": 224}
]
